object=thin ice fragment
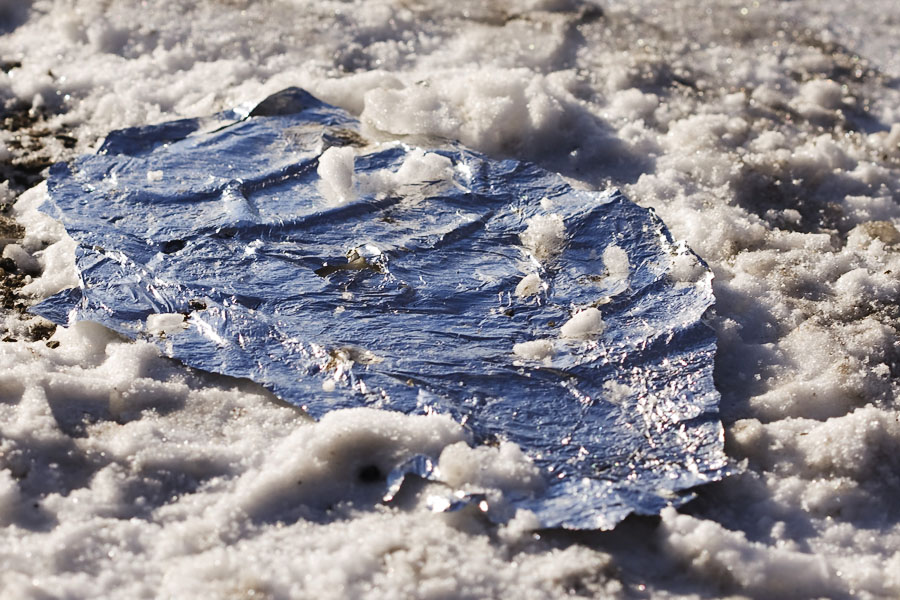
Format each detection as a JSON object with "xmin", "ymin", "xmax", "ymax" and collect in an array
[{"xmin": 36, "ymin": 88, "xmax": 728, "ymax": 530}]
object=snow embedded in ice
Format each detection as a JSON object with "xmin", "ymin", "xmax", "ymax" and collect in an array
[
  {"xmin": 318, "ymin": 145, "xmax": 454, "ymax": 205},
  {"xmin": 519, "ymin": 213, "xmax": 566, "ymax": 260},
  {"xmin": 316, "ymin": 145, "xmax": 357, "ymax": 205},
  {"xmin": 601, "ymin": 244, "xmax": 629, "ymax": 281},
  {"xmin": 514, "ymin": 272, "xmax": 543, "ymax": 297},
  {"xmin": 145, "ymin": 313, "xmax": 188, "ymax": 336},
  {"xmin": 559, "ymin": 307, "xmax": 605, "ymax": 340},
  {"xmin": 2, "ymin": 0, "xmax": 900, "ymax": 596},
  {"xmin": 357, "ymin": 147, "xmax": 455, "ymax": 197},
  {"xmin": 438, "ymin": 441, "xmax": 545, "ymax": 500},
  {"xmin": 512, "ymin": 338, "xmax": 554, "ymax": 360}
]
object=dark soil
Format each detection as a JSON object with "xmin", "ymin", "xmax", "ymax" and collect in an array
[
  {"xmin": 0, "ymin": 94, "xmax": 61, "ymax": 344},
  {"xmin": 0, "ymin": 249, "xmax": 58, "ymax": 342}
]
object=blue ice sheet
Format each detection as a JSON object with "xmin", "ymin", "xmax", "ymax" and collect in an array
[{"xmin": 37, "ymin": 88, "xmax": 727, "ymax": 529}]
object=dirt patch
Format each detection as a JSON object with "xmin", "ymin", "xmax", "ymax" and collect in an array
[
  {"xmin": 0, "ymin": 254, "xmax": 57, "ymax": 343},
  {"xmin": 0, "ymin": 96, "xmax": 61, "ymax": 343},
  {"xmin": 0, "ymin": 210, "xmax": 23, "ymax": 243},
  {"xmin": 0, "ymin": 255, "xmax": 26, "ymax": 311},
  {"xmin": 1, "ymin": 93, "xmax": 80, "ymax": 191},
  {"xmin": 0, "ymin": 211, "xmax": 57, "ymax": 343}
]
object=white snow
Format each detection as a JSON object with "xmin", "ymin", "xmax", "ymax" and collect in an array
[
  {"xmin": 316, "ymin": 145, "xmax": 357, "ymax": 205},
  {"xmin": 514, "ymin": 272, "xmax": 543, "ymax": 297},
  {"xmin": 145, "ymin": 313, "xmax": 187, "ymax": 336},
  {"xmin": 512, "ymin": 338, "xmax": 554, "ymax": 360},
  {"xmin": 519, "ymin": 213, "xmax": 566, "ymax": 260},
  {"xmin": 317, "ymin": 145, "xmax": 454, "ymax": 205},
  {"xmin": 560, "ymin": 307, "xmax": 605, "ymax": 340},
  {"xmin": 2, "ymin": 0, "xmax": 900, "ymax": 597},
  {"xmin": 357, "ymin": 147, "xmax": 454, "ymax": 198},
  {"xmin": 1, "ymin": 243, "xmax": 39, "ymax": 275},
  {"xmin": 9, "ymin": 182, "xmax": 78, "ymax": 298},
  {"xmin": 601, "ymin": 244, "xmax": 629, "ymax": 281}
]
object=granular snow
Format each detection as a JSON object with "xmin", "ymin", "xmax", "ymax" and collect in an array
[{"xmin": 2, "ymin": 0, "xmax": 900, "ymax": 597}]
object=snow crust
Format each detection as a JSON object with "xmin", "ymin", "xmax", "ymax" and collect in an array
[{"xmin": 2, "ymin": 0, "xmax": 900, "ymax": 597}]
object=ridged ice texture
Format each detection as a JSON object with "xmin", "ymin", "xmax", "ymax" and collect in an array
[{"xmin": 36, "ymin": 88, "xmax": 726, "ymax": 529}]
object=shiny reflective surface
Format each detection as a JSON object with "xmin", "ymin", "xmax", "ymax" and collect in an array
[{"xmin": 37, "ymin": 89, "xmax": 727, "ymax": 529}]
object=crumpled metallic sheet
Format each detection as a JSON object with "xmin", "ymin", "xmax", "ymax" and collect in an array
[{"xmin": 37, "ymin": 88, "xmax": 727, "ymax": 530}]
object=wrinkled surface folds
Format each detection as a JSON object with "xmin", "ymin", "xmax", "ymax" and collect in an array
[{"xmin": 37, "ymin": 89, "xmax": 726, "ymax": 529}]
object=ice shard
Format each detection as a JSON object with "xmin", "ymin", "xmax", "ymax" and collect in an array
[{"xmin": 36, "ymin": 88, "xmax": 727, "ymax": 529}]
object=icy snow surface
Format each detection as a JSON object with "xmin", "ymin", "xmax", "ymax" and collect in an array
[{"xmin": 3, "ymin": 0, "xmax": 900, "ymax": 598}]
